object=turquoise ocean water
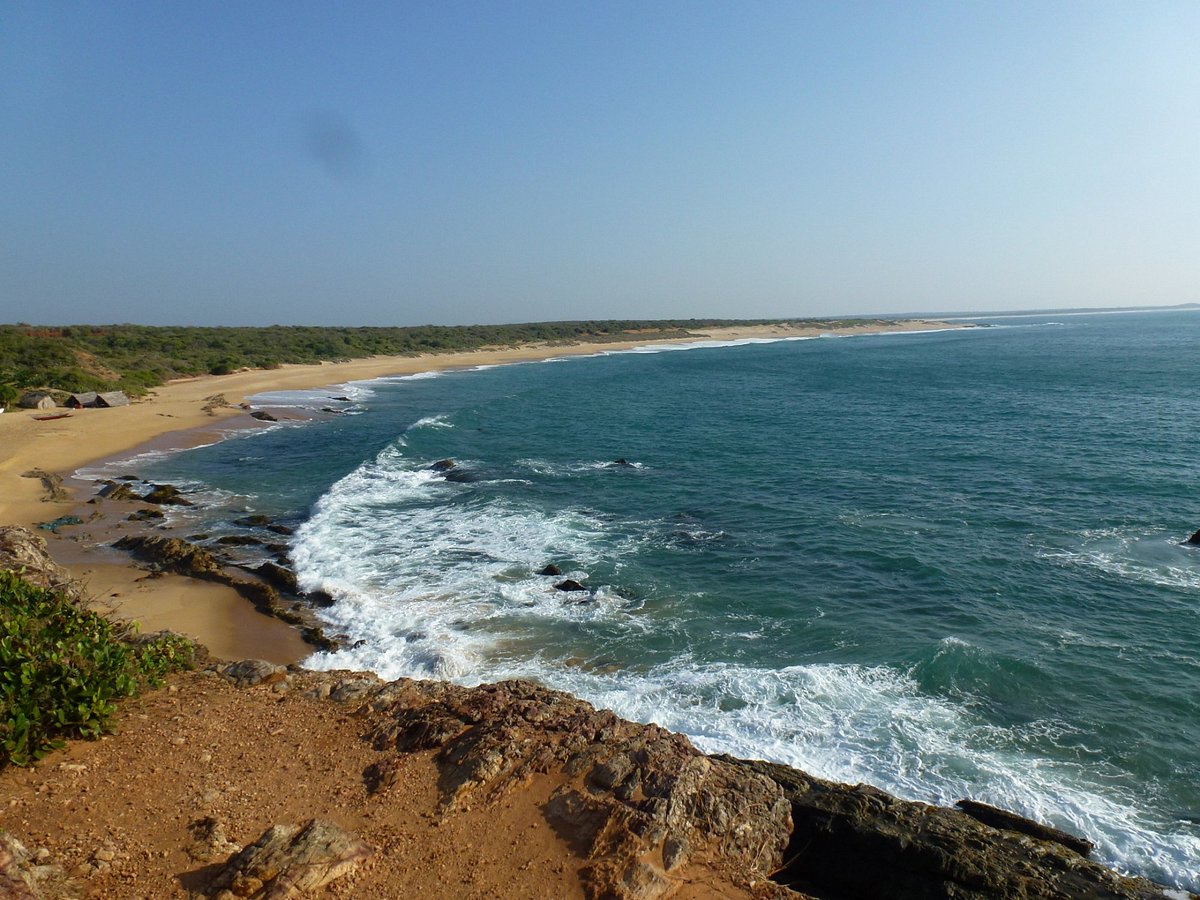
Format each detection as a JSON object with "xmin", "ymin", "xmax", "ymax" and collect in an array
[{"xmin": 115, "ymin": 310, "xmax": 1200, "ymax": 889}]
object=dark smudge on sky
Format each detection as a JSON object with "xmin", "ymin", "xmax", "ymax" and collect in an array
[{"xmin": 298, "ymin": 109, "xmax": 364, "ymax": 179}]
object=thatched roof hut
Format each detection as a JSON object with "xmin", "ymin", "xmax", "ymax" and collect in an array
[
  {"xmin": 18, "ymin": 392, "xmax": 56, "ymax": 410},
  {"xmin": 96, "ymin": 391, "xmax": 130, "ymax": 408},
  {"xmin": 66, "ymin": 392, "xmax": 99, "ymax": 408}
]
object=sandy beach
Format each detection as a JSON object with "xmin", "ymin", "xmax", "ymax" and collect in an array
[{"xmin": 0, "ymin": 319, "xmax": 957, "ymax": 660}]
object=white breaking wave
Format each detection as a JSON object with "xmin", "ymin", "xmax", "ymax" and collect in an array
[{"xmin": 290, "ymin": 445, "xmax": 1200, "ymax": 892}]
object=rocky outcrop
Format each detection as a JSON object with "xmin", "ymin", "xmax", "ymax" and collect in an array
[
  {"xmin": 721, "ymin": 756, "xmax": 1177, "ymax": 900},
  {"xmin": 112, "ymin": 535, "xmax": 338, "ymax": 651},
  {"xmin": 0, "ymin": 526, "xmax": 78, "ymax": 596},
  {"xmin": 20, "ymin": 469, "xmax": 69, "ymax": 502},
  {"xmin": 429, "ymin": 458, "xmax": 456, "ymax": 472},
  {"xmin": 1184, "ymin": 529, "xmax": 1200, "ymax": 546},
  {"xmin": 0, "ymin": 831, "xmax": 79, "ymax": 900},
  {"xmin": 249, "ymin": 410, "xmax": 278, "ymax": 422},
  {"xmin": 141, "ymin": 483, "xmax": 193, "ymax": 506},
  {"xmin": 538, "ymin": 564, "xmax": 563, "ymax": 576},
  {"xmin": 97, "ymin": 480, "xmax": 137, "ymax": 501},
  {"xmin": 554, "ymin": 579, "xmax": 587, "ymax": 592},
  {"xmin": 361, "ymin": 678, "xmax": 791, "ymax": 899},
  {"xmin": 956, "ymin": 797, "xmax": 1095, "ymax": 856},
  {"xmin": 203, "ymin": 819, "xmax": 371, "ymax": 899}
]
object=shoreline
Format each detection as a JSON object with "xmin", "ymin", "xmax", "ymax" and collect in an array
[{"xmin": 0, "ymin": 318, "xmax": 961, "ymax": 659}]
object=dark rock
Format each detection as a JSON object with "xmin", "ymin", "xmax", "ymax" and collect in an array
[
  {"xmin": 97, "ymin": 480, "xmax": 137, "ymax": 501},
  {"xmin": 233, "ymin": 515, "xmax": 272, "ymax": 528},
  {"xmin": 554, "ymin": 579, "xmax": 586, "ymax": 592},
  {"xmin": 306, "ymin": 589, "xmax": 336, "ymax": 608},
  {"xmin": 956, "ymin": 798, "xmax": 1094, "ymax": 856},
  {"xmin": 249, "ymin": 410, "xmax": 278, "ymax": 422},
  {"xmin": 141, "ymin": 483, "xmax": 193, "ymax": 506},
  {"xmin": 254, "ymin": 561, "xmax": 300, "ymax": 594},
  {"xmin": 127, "ymin": 508, "xmax": 165, "ymax": 522},
  {"xmin": 331, "ymin": 396, "xmax": 352, "ymax": 402},
  {"xmin": 266, "ymin": 523, "xmax": 294, "ymax": 536},
  {"xmin": 538, "ymin": 564, "xmax": 563, "ymax": 576},
  {"xmin": 608, "ymin": 458, "xmax": 636, "ymax": 468},
  {"xmin": 721, "ymin": 755, "xmax": 1174, "ymax": 900},
  {"xmin": 114, "ymin": 535, "xmax": 224, "ymax": 579},
  {"xmin": 215, "ymin": 534, "xmax": 263, "ymax": 547},
  {"xmin": 204, "ymin": 819, "xmax": 371, "ymax": 899},
  {"xmin": 429, "ymin": 458, "xmax": 456, "ymax": 472},
  {"xmin": 1185, "ymin": 529, "xmax": 1200, "ymax": 546}
]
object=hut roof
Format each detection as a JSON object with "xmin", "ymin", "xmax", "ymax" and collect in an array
[
  {"xmin": 96, "ymin": 391, "xmax": 130, "ymax": 407},
  {"xmin": 18, "ymin": 392, "xmax": 56, "ymax": 410},
  {"xmin": 67, "ymin": 392, "xmax": 99, "ymax": 408}
]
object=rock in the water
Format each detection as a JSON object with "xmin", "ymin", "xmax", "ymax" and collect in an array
[
  {"xmin": 538, "ymin": 564, "xmax": 563, "ymax": 576},
  {"xmin": 608, "ymin": 458, "xmax": 636, "ymax": 468},
  {"xmin": 216, "ymin": 534, "xmax": 263, "ymax": 547},
  {"xmin": 1184, "ymin": 529, "xmax": 1200, "ymax": 546},
  {"xmin": 429, "ymin": 458, "xmax": 456, "ymax": 472},
  {"xmin": 253, "ymin": 561, "xmax": 300, "ymax": 594},
  {"xmin": 266, "ymin": 523, "xmax": 294, "ymax": 536},
  {"xmin": 97, "ymin": 480, "xmax": 137, "ymax": 501},
  {"xmin": 127, "ymin": 508, "xmax": 165, "ymax": 522},
  {"xmin": 141, "ymin": 483, "xmax": 193, "ymax": 506},
  {"xmin": 204, "ymin": 819, "xmax": 371, "ymax": 899},
  {"xmin": 0, "ymin": 526, "xmax": 77, "ymax": 595},
  {"xmin": 249, "ymin": 410, "xmax": 278, "ymax": 422},
  {"xmin": 233, "ymin": 515, "xmax": 272, "ymax": 528},
  {"xmin": 554, "ymin": 579, "xmax": 586, "ymax": 592}
]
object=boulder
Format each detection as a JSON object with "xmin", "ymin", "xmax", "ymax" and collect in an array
[
  {"xmin": 429, "ymin": 458, "xmax": 456, "ymax": 472},
  {"xmin": 266, "ymin": 523, "xmax": 295, "ymax": 536},
  {"xmin": 554, "ymin": 579, "xmax": 586, "ymax": 592},
  {"xmin": 538, "ymin": 564, "xmax": 563, "ymax": 576},
  {"xmin": 608, "ymin": 458, "xmax": 636, "ymax": 468},
  {"xmin": 218, "ymin": 659, "xmax": 287, "ymax": 687},
  {"xmin": 254, "ymin": 561, "xmax": 300, "ymax": 594},
  {"xmin": 141, "ymin": 484, "xmax": 193, "ymax": 506},
  {"xmin": 721, "ymin": 756, "xmax": 1174, "ymax": 900},
  {"xmin": 127, "ymin": 508, "xmax": 165, "ymax": 522},
  {"xmin": 249, "ymin": 410, "xmax": 278, "ymax": 422},
  {"xmin": 97, "ymin": 480, "xmax": 137, "ymax": 502},
  {"xmin": 1185, "ymin": 529, "xmax": 1200, "ymax": 546},
  {"xmin": 233, "ymin": 515, "xmax": 272, "ymax": 528},
  {"xmin": 203, "ymin": 819, "xmax": 371, "ymax": 899},
  {"xmin": 0, "ymin": 526, "xmax": 77, "ymax": 595},
  {"xmin": 0, "ymin": 830, "xmax": 78, "ymax": 900}
]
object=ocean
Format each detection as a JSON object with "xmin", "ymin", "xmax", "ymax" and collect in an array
[{"xmin": 113, "ymin": 310, "xmax": 1200, "ymax": 890}]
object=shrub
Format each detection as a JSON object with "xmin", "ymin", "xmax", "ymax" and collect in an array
[{"xmin": 0, "ymin": 571, "xmax": 196, "ymax": 768}]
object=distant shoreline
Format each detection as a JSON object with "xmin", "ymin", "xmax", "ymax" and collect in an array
[{"xmin": 0, "ymin": 318, "xmax": 964, "ymax": 657}]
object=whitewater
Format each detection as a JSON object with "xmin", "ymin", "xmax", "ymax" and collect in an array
[{"xmin": 125, "ymin": 311, "xmax": 1200, "ymax": 891}]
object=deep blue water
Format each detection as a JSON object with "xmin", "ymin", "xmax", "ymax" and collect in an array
[{"xmin": 124, "ymin": 311, "xmax": 1200, "ymax": 888}]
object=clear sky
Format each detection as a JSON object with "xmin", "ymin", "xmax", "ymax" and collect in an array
[{"xmin": 3, "ymin": 1, "xmax": 1197, "ymax": 326}]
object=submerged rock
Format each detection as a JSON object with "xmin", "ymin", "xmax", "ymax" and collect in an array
[
  {"xmin": 429, "ymin": 458, "xmax": 456, "ymax": 472},
  {"xmin": 1184, "ymin": 529, "xmax": 1200, "ymax": 546},
  {"xmin": 553, "ymin": 579, "xmax": 586, "ymax": 592},
  {"xmin": 126, "ymin": 508, "xmax": 164, "ymax": 522},
  {"xmin": 233, "ymin": 515, "xmax": 272, "ymax": 528},
  {"xmin": 249, "ymin": 410, "xmax": 278, "ymax": 422},
  {"xmin": 538, "ymin": 564, "xmax": 563, "ymax": 576}
]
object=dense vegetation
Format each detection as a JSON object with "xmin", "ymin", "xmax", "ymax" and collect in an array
[
  {"xmin": 0, "ymin": 571, "xmax": 196, "ymax": 767},
  {"xmin": 0, "ymin": 319, "xmax": 869, "ymax": 400}
]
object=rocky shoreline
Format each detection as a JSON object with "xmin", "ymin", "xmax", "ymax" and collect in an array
[{"xmin": 2, "ymin": 525, "xmax": 1195, "ymax": 899}]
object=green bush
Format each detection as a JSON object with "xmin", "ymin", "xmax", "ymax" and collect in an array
[{"xmin": 0, "ymin": 571, "xmax": 196, "ymax": 768}]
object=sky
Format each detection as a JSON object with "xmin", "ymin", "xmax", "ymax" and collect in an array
[{"xmin": 2, "ymin": 1, "xmax": 1198, "ymax": 326}]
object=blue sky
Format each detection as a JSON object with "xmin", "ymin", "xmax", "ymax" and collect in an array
[{"xmin": 2, "ymin": 1, "xmax": 1197, "ymax": 325}]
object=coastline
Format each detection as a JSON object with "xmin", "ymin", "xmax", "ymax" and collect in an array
[{"xmin": 0, "ymin": 319, "xmax": 960, "ymax": 659}]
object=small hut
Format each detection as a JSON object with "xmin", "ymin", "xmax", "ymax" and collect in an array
[
  {"xmin": 66, "ymin": 392, "xmax": 99, "ymax": 408},
  {"xmin": 18, "ymin": 392, "xmax": 56, "ymax": 411},
  {"xmin": 95, "ymin": 391, "xmax": 130, "ymax": 408}
]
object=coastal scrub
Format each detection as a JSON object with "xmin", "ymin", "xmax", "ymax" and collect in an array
[{"xmin": 0, "ymin": 570, "xmax": 195, "ymax": 768}]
